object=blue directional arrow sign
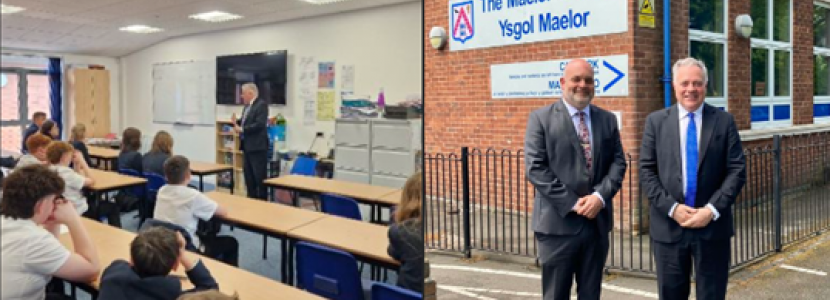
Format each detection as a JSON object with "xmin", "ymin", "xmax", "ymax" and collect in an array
[{"xmin": 603, "ymin": 60, "xmax": 625, "ymax": 93}]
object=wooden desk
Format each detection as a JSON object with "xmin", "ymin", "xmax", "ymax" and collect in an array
[
  {"xmin": 378, "ymin": 190, "xmax": 403, "ymax": 206},
  {"xmin": 190, "ymin": 161, "xmax": 234, "ymax": 193},
  {"xmin": 289, "ymin": 216, "xmax": 399, "ymax": 271},
  {"xmin": 58, "ymin": 219, "xmax": 323, "ymax": 299},
  {"xmin": 87, "ymin": 146, "xmax": 119, "ymax": 170},
  {"xmin": 264, "ymin": 175, "xmax": 399, "ymax": 222},
  {"xmin": 206, "ymin": 191, "xmax": 327, "ymax": 283},
  {"xmin": 86, "ymin": 169, "xmax": 146, "ymax": 191}
]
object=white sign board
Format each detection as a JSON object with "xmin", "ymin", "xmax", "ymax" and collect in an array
[
  {"xmin": 449, "ymin": 0, "xmax": 627, "ymax": 51},
  {"xmin": 490, "ymin": 55, "xmax": 629, "ymax": 98}
]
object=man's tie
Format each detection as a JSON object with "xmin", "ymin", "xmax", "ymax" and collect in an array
[
  {"xmin": 686, "ymin": 112, "xmax": 698, "ymax": 207},
  {"xmin": 240, "ymin": 105, "xmax": 250, "ymax": 125},
  {"xmin": 577, "ymin": 111, "xmax": 592, "ymax": 170}
]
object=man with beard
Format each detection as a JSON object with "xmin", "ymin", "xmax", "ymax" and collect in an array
[{"xmin": 524, "ymin": 59, "xmax": 626, "ymax": 300}]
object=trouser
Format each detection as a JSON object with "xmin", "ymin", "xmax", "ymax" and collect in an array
[
  {"xmin": 536, "ymin": 221, "xmax": 608, "ymax": 300},
  {"xmin": 653, "ymin": 230, "xmax": 731, "ymax": 300}
]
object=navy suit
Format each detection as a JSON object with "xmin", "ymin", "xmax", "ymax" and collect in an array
[{"xmin": 237, "ymin": 98, "xmax": 269, "ymax": 199}]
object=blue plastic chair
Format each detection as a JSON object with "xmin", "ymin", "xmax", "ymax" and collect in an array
[
  {"xmin": 291, "ymin": 155, "xmax": 318, "ymax": 176},
  {"xmin": 118, "ymin": 168, "xmax": 146, "ymax": 198},
  {"xmin": 321, "ymin": 193, "xmax": 362, "ymax": 221},
  {"xmin": 296, "ymin": 242, "xmax": 365, "ymax": 300},
  {"xmin": 371, "ymin": 282, "xmax": 422, "ymax": 300},
  {"xmin": 142, "ymin": 172, "xmax": 167, "ymax": 227}
]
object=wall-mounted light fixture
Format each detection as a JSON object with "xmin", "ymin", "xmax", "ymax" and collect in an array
[
  {"xmin": 430, "ymin": 27, "xmax": 447, "ymax": 50},
  {"xmin": 735, "ymin": 14, "xmax": 753, "ymax": 38}
]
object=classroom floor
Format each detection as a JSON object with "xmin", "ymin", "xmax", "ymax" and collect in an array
[{"xmin": 70, "ymin": 197, "xmax": 396, "ymax": 299}]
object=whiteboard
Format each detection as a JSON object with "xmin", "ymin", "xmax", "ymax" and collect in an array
[{"xmin": 152, "ymin": 61, "xmax": 216, "ymax": 125}]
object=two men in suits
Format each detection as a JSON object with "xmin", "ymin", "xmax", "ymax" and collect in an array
[
  {"xmin": 525, "ymin": 59, "xmax": 627, "ymax": 300},
  {"xmin": 232, "ymin": 83, "xmax": 269, "ymax": 200},
  {"xmin": 640, "ymin": 57, "xmax": 746, "ymax": 300}
]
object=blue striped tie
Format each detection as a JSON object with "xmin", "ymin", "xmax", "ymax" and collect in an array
[{"xmin": 686, "ymin": 112, "xmax": 698, "ymax": 207}]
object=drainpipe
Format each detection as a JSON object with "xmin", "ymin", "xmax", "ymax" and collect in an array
[{"xmin": 663, "ymin": 0, "xmax": 672, "ymax": 108}]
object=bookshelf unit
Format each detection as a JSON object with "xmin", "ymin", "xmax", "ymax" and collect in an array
[{"xmin": 216, "ymin": 121, "xmax": 245, "ymax": 194}]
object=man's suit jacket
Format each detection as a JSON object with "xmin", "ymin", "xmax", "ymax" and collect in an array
[
  {"xmin": 237, "ymin": 98, "xmax": 269, "ymax": 153},
  {"xmin": 640, "ymin": 103, "xmax": 746, "ymax": 243},
  {"xmin": 525, "ymin": 100, "xmax": 627, "ymax": 236}
]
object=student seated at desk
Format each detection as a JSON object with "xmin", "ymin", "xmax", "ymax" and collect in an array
[
  {"xmin": 0, "ymin": 165, "xmax": 101, "ymax": 300},
  {"xmin": 118, "ymin": 127, "xmax": 144, "ymax": 173},
  {"xmin": 98, "ymin": 227, "xmax": 219, "ymax": 300},
  {"xmin": 69, "ymin": 123, "xmax": 93, "ymax": 167},
  {"xmin": 144, "ymin": 130, "xmax": 173, "ymax": 175},
  {"xmin": 15, "ymin": 134, "xmax": 53, "ymax": 170},
  {"xmin": 154, "ymin": 155, "xmax": 239, "ymax": 266},
  {"xmin": 387, "ymin": 171, "xmax": 424, "ymax": 294},
  {"xmin": 39, "ymin": 120, "xmax": 60, "ymax": 140},
  {"xmin": 46, "ymin": 142, "xmax": 94, "ymax": 216}
]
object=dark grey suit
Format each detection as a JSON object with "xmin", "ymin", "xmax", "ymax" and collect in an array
[
  {"xmin": 525, "ymin": 100, "xmax": 626, "ymax": 300},
  {"xmin": 640, "ymin": 104, "xmax": 746, "ymax": 300},
  {"xmin": 237, "ymin": 98, "xmax": 269, "ymax": 199}
]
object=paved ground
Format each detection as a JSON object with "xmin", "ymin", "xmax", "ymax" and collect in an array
[{"xmin": 428, "ymin": 230, "xmax": 830, "ymax": 300}]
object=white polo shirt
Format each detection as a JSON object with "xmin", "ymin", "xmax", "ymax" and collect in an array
[
  {"xmin": 1, "ymin": 216, "xmax": 71, "ymax": 300},
  {"xmin": 153, "ymin": 185, "xmax": 218, "ymax": 248},
  {"xmin": 50, "ymin": 165, "xmax": 89, "ymax": 215}
]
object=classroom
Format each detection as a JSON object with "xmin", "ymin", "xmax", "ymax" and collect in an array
[{"xmin": 1, "ymin": 0, "xmax": 423, "ymax": 299}]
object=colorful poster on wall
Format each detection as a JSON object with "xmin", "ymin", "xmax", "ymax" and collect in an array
[
  {"xmin": 318, "ymin": 62, "xmax": 335, "ymax": 89},
  {"xmin": 317, "ymin": 90, "xmax": 336, "ymax": 121}
]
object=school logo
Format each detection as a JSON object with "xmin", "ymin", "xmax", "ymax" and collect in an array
[{"xmin": 451, "ymin": 1, "xmax": 474, "ymax": 43}]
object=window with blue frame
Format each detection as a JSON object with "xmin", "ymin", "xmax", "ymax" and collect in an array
[
  {"xmin": 815, "ymin": 3, "xmax": 830, "ymax": 122},
  {"xmin": 689, "ymin": 0, "xmax": 727, "ymax": 110},
  {"xmin": 750, "ymin": 0, "xmax": 792, "ymax": 128}
]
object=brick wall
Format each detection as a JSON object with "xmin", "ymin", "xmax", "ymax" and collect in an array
[{"xmin": 425, "ymin": 0, "xmax": 818, "ymax": 232}]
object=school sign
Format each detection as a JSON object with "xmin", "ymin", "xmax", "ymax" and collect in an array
[{"xmin": 449, "ymin": 0, "xmax": 628, "ymax": 51}]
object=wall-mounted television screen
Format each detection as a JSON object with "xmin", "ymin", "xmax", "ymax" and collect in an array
[{"xmin": 216, "ymin": 50, "xmax": 287, "ymax": 105}]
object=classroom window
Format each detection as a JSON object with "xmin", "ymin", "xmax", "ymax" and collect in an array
[
  {"xmin": 750, "ymin": 0, "xmax": 792, "ymax": 129},
  {"xmin": 1, "ymin": 55, "xmax": 50, "ymax": 152},
  {"xmin": 815, "ymin": 2, "xmax": 830, "ymax": 123},
  {"xmin": 689, "ymin": 0, "xmax": 728, "ymax": 110},
  {"xmin": 689, "ymin": 0, "xmax": 725, "ymax": 33}
]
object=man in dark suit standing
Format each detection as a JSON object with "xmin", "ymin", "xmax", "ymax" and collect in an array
[
  {"xmin": 525, "ymin": 59, "xmax": 626, "ymax": 300},
  {"xmin": 232, "ymin": 83, "xmax": 269, "ymax": 200},
  {"xmin": 640, "ymin": 57, "xmax": 746, "ymax": 300}
]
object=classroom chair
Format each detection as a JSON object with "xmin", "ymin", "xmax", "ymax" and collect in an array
[
  {"xmin": 321, "ymin": 193, "xmax": 362, "ymax": 221},
  {"xmin": 296, "ymin": 241, "xmax": 374, "ymax": 300},
  {"xmin": 142, "ymin": 172, "xmax": 166, "ymax": 228},
  {"xmin": 371, "ymin": 282, "xmax": 422, "ymax": 300}
]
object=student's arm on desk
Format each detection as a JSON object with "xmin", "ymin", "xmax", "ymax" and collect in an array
[
  {"xmin": 178, "ymin": 234, "xmax": 219, "ymax": 291},
  {"xmin": 51, "ymin": 202, "xmax": 100, "ymax": 282}
]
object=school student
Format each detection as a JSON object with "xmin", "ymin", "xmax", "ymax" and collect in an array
[
  {"xmin": 118, "ymin": 127, "xmax": 143, "ymax": 173},
  {"xmin": 39, "ymin": 120, "xmax": 60, "ymax": 140},
  {"xmin": 45, "ymin": 142, "xmax": 94, "ymax": 215},
  {"xmin": 143, "ymin": 130, "xmax": 174, "ymax": 175},
  {"xmin": 0, "ymin": 165, "xmax": 100, "ymax": 300},
  {"xmin": 387, "ymin": 171, "xmax": 424, "ymax": 294},
  {"xmin": 15, "ymin": 133, "xmax": 53, "ymax": 170},
  {"xmin": 98, "ymin": 227, "xmax": 219, "ymax": 300},
  {"xmin": 22, "ymin": 111, "xmax": 47, "ymax": 153},
  {"xmin": 154, "ymin": 155, "xmax": 239, "ymax": 266},
  {"xmin": 69, "ymin": 123, "xmax": 93, "ymax": 167}
]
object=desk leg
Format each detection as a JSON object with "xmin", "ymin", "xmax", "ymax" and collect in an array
[
  {"xmin": 281, "ymin": 237, "xmax": 288, "ymax": 284},
  {"xmin": 199, "ymin": 174, "xmax": 204, "ymax": 192},
  {"xmin": 288, "ymin": 239, "xmax": 296, "ymax": 285},
  {"xmin": 229, "ymin": 170, "xmax": 235, "ymax": 195},
  {"xmin": 292, "ymin": 190, "xmax": 299, "ymax": 207},
  {"xmin": 263, "ymin": 236, "xmax": 268, "ymax": 259}
]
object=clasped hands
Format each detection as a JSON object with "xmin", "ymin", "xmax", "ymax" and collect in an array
[
  {"xmin": 671, "ymin": 204, "xmax": 715, "ymax": 228},
  {"xmin": 573, "ymin": 195, "xmax": 603, "ymax": 219}
]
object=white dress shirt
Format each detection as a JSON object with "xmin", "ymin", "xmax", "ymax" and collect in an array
[
  {"xmin": 561, "ymin": 101, "xmax": 604, "ymax": 209},
  {"xmin": 669, "ymin": 104, "xmax": 720, "ymax": 220}
]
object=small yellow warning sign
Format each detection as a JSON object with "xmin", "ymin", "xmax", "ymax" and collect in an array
[
  {"xmin": 638, "ymin": 0, "xmax": 655, "ymax": 28},
  {"xmin": 640, "ymin": 0, "xmax": 654, "ymax": 14}
]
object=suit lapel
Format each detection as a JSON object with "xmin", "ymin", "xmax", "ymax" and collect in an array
[
  {"xmin": 554, "ymin": 101, "xmax": 585, "ymax": 167},
  {"xmin": 590, "ymin": 105, "xmax": 602, "ymax": 179},
  {"xmin": 698, "ymin": 104, "xmax": 718, "ymax": 168},
  {"xmin": 667, "ymin": 105, "xmax": 683, "ymax": 183}
]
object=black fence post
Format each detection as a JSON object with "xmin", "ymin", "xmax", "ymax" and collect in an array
[
  {"xmin": 461, "ymin": 147, "xmax": 472, "ymax": 259},
  {"xmin": 773, "ymin": 135, "xmax": 783, "ymax": 252}
]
